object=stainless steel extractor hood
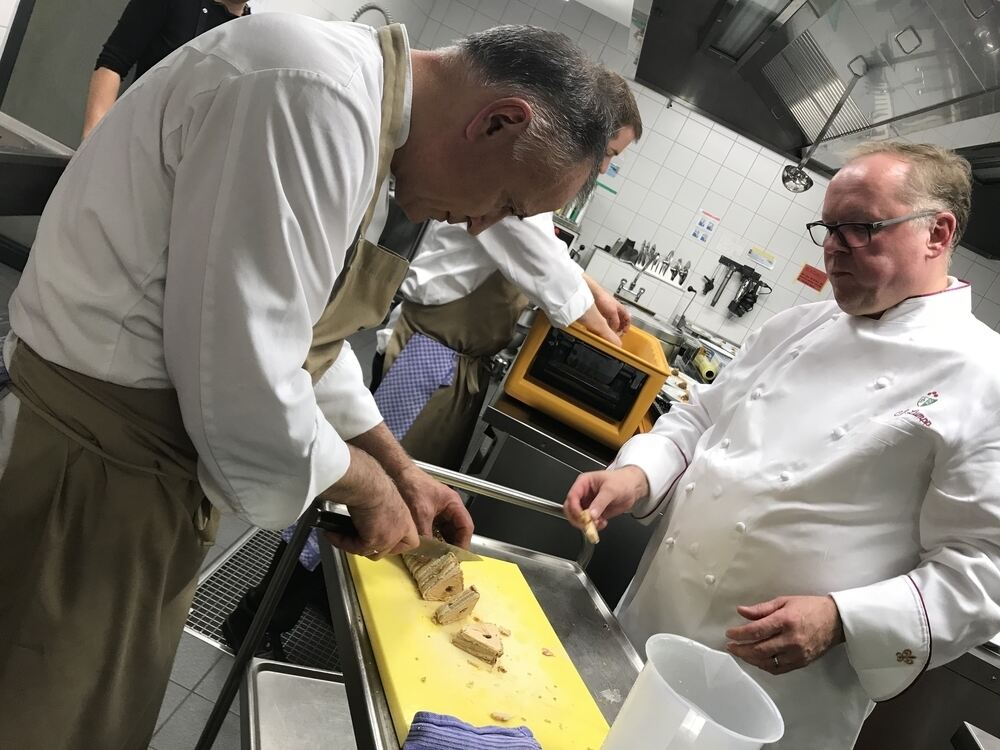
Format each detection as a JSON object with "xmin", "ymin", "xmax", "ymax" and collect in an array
[
  {"xmin": 637, "ymin": 0, "xmax": 1000, "ymax": 165},
  {"xmin": 635, "ymin": 0, "xmax": 1000, "ymax": 256}
]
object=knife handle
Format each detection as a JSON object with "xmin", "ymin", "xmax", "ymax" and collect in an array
[{"xmin": 315, "ymin": 508, "xmax": 359, "ymax": 538}]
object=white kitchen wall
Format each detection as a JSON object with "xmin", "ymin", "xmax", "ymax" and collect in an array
[
  {"xmin": 254, "ymin": 0, "xmax": 1000, "ymax": 344},
  {"xmin": 251, "ymin": 0, "xmax": 431, "ymax": 41},
  {"xmin": 423, "ymin": 0, "xmax": 1000, "ymax": 345},
  {"xmin": 0, "ymin": 0, "xmax": 19, "ymax": 62}
]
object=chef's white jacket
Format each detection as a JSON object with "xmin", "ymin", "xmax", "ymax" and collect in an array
[
  {"xmin": 0, "ymin": 15, "xmax": 410, "ymax": 529},
  {"xmin": 376, "ymin": 213, "xmax": 592, "ymax": 351},
  {"xmin": 613, "ymin": 279, "xmax": 1000, "ymax": 749}
]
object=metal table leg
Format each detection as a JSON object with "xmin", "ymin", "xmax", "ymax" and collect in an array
[{"xmin": 194, "ymin": 502, "xmax": 321, "ymax": 750}]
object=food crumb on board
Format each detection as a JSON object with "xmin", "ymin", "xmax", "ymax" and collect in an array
[
  {"xmin": 497, "ymin": 665, "xmax": 507, "ymax": 674},
  {"xmin": 499, "ymin": 626, "xmax": 511, "ymax": 636},
  {"xmin": 541, "ymin": 648, "xmax": 554, "ymax": 657},
  {"xmin": 420, "ymin": 677, "xmax": 427, "ymax": 683},
  {"xmin": 490, "ymin": 712, "xmax": 513, "ymax": 723},
  {"xmin": 466, "ymin": 681, "xmax": 474, "ymax": 689}
]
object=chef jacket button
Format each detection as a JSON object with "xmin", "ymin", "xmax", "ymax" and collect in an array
[
  {"xmin": 720, "ymin": 438, "xmax": 731, "ymax": 449},
  {"xmin": 664, "ymin": 537, "xmax": 675, "ymax": 548},
  {"xmin": 735, "ymin": 521, "xmax": 747, "ymax": 534},
  {"xmin": 750, "ymin": 388, "xmax": 763, "ymax": 400},
  {"xmin": 712, "ymin": 486, "xmax": 723, "ymax": 498},
  {"xmin": 685, "ymin": 482, "xmax": 696, "ymax": 493},
  {"xmin": 832, "ymin": 426, "xmax": 847, "ymax": 440},
  {"xmin": 689, "ymin": 542, "xmax": 700, "ymax": 556},
  {"xmin": 705, "ymin": 574, "xmax": 716, "ymax": 585},
  {"xmin": 779, "ymin": 470, "xmax": 791, "ymax": 482},
  {"xmin": 875, "ymin": 376, "xmax": 891, "ymax": 389}
]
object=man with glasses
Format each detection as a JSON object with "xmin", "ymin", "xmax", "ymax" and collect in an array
[{"xmin": 563, "ymin": 142, "xmax": 1000, "ymax": 748}]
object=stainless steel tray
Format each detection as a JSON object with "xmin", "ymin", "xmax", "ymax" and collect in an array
[
  {"xmin": 321, "ymin": 534, "xmax": 643, "ymax": 750},
  {"xmin": 242, "ymin": 658, "xmax": 358, "ymax": 750}
]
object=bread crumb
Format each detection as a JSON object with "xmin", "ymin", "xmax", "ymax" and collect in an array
[
  {"xmin": 498, "ymin": 626, "xmax": 511, "ymax": 637},
  {"xmin": 497, "ymin": 665, "xmax": 507, "ymax": 674},
  {"xmin": 491, "ymin": 712, "xmax": 513, "ymax": 723},
  {"xmin": 542, "ymin": 648, "xmax": 554, "ymax": 657}
]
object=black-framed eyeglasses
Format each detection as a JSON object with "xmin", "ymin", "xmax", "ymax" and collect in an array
[{"xmin": 805, "ymin": 210, "xmax": 939, "ymax": 249}]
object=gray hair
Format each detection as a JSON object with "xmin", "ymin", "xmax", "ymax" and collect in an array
[
  {"xmin": 445, "ymin": 25, "xmax": 615, "ymax": 196},
  {"xmin": 849, "ymin": 141, "xmax": 972, "ymax": 248}
]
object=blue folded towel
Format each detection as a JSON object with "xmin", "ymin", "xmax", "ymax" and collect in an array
[{"xmin": 403, "ymin": 711, "xmax": 542, "ymax": 750}]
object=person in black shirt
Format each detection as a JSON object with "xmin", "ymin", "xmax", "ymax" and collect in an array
[{"xmin": 82, "ymin": 0, "xmax": 249, "ymax": 138}]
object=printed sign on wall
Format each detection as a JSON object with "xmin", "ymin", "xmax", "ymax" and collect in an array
[
  {"xmin": 797, "ymin": 263, "xmax": 828, "ymax": 291},
  {"xmin": 747, "ymin": 246, "xmax": 776, "ymax": 270},
  {"xmin": 688, "ymin": 209, "xmax": 721, "ymax": 245}
]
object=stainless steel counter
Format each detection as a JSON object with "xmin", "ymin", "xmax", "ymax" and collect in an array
[
  {"xmin": 0, "ymin": 113, "xmax": 71, "ymax": 216},
  {"xmin": 320, "ymin": 535, "xmax": 642, "ymax": 750},
  {"xmin": 480, "ymin": 394, "xmax": 617, "ymax": 474},
  {"xmin": 468, "ymin": 393, "xmax": 656, "ymax": 609},
  {"xmin": 242, "ymin": 659, "xmax": 357, "ymax": 750}
]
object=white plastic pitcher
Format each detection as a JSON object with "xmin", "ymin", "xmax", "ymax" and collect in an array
[{"xmin": 602, "ymin": 634, "xmax": 784, "ymax": 750}]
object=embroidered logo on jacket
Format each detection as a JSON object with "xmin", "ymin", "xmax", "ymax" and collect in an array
[
  {"xmin": 894, "ymin": 392, "xmax": 938, "ymax": 427},
  {"xmin": 916, "ymin": 391, "xmax": 939, "ymax": 408}
]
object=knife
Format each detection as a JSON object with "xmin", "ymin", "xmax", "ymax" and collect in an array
[{"xmin": 316, "ymin": 505, "xmax": 482, "ymax": 562}]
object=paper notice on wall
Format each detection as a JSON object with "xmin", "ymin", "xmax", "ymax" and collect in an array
[
  {"xmin": 596, "ymin": 160, "xmax": 623, "ymax": 196},
  {"xmin": 687, "ymin": 209, "xmax": 721, "ymax": 245},
  {"xmin": 797, "ymin": 263, "xmax": 828, "ymax": 291},
  {"xmin": 747, "ymin": 246, "xmax": 775, "ymax": 270}
]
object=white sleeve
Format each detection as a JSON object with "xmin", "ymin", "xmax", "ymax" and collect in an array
[
  {"xmin": 476, "ymin": 213, "xmax": 593, "ymax": 328},
  {"xmin": 612, "ymin": 325, "xmax": 767, "ymax": 521},
  {"xmin": 314, "ymin": 341, "xmax": 384, "ymax": 440},
  {"xmin": 831, "ymin": 417, "xmax": 1000, "ymax": 700},
  {"xmin": 163, "ymin": 69, "xmax": 377, "ymax": 530}
]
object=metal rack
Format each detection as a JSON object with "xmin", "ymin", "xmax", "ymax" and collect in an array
[{"xmin": 196, "ymin": 464, "xmax": 635, "ymax": 749}]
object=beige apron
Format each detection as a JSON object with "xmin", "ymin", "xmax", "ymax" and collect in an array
[
  {"xmin": 0, "ymin": 24, "xmax": 410, "ymax": 749},
  {"xmin": 383, "ymin": 271, "xmax": 527, "ymax": 468}
]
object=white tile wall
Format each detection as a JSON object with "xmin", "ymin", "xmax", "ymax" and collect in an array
[
  {"xmin": 0, "ymin": 0, "xmax": 18, "ymax": 28},
  {"xmin": 285, "ymin": 0, "xmax": 1000, "ymax": 343},
  {"xmin": 0, "ymin": 0, "xmax": 18, "ymax": 70}
]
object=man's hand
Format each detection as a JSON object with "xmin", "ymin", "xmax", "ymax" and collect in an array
[
  {"xmin": 563, "ymin": 466, "xmax": 650, "ymax": 531},
  {"xmin": 347, "ymin": 424, "xmax": 474, "ymax": 548},
  {"xmin": 583, "ymin": 273, "xmax": 630, "ymax": 335},
  {"xmin": 725, "ymin": 595, "xmax": 845, "ymax": 675},
  {"xmin": 395, "ymin": 465, "xmax": 475, "ymax": 548},
  {"xmin": 578, "ymin": 304, "xmax": 622, "ymax": 347},
  {"xmin": 593, "ymin": 286, "xmax": 631, "ymax": 335},
  {"xmin": 320, "ymin": 446, "xmax": 418, "ymax": 560}
]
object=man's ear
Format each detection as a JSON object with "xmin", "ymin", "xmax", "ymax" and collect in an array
[
  {"xmin": 926, "ymin": 212, "xmax": 957, "ymax": 260},
  {"xmin": 464, "ymin": 98, "xmax": 532, "ymax": 141}
]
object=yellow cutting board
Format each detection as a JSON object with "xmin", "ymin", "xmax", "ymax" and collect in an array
[{"xmin": 348, "ymin": 553, "xmax": 610, "ymax": 749}]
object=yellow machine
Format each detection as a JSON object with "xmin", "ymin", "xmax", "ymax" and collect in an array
[{"xmin": 504, "ymin": 314, "xmax": 670, "ymax": 448}]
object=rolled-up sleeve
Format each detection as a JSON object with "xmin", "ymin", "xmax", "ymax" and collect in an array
[
  {"xmin": 314, "ymin": 341, "xmax": 384, "ymax": 440},
  {"xmin": 832, "ymin": 415, "xmax": 1000, "ymax": 700},
  {"xmin": 95, "ymin": 0, "xmax": 165, "ymax": 76},
  {"xmin": 163, "ymin": 68, "xmax": 378, "ymax": 529},
  {"xmin": 477, "ymin": 213, "xmax": 593, "ymax": 328}
]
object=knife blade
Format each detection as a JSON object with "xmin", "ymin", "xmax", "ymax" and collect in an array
[
  {"xmin": 410, "ymin": 534, "xmax": 482, "ymax": 562},
  {"xmin": 316, "ymin": 506, "xmax": 482, "ymax": 562}
]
